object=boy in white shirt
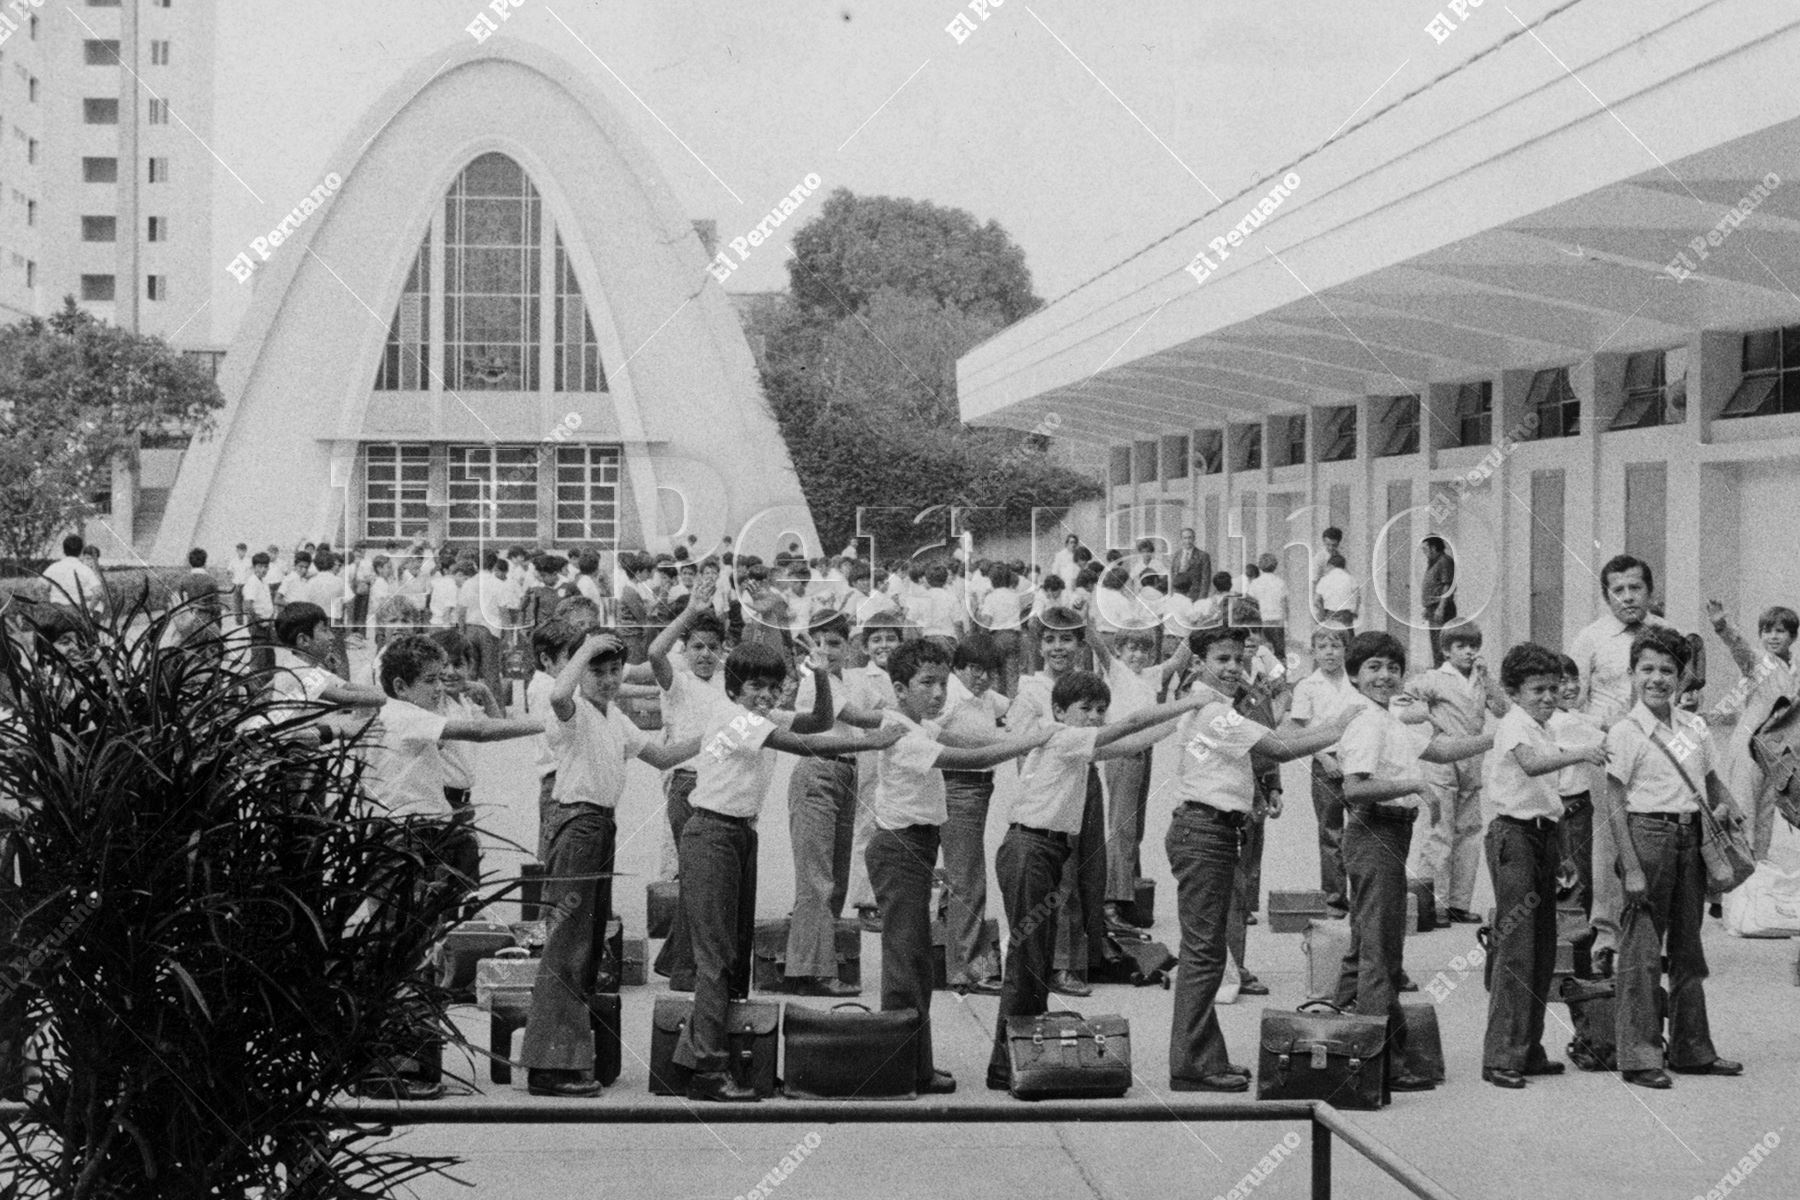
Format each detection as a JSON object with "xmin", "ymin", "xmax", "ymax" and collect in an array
[
  {"xmin": 521, "ymin": 627, "xmax": 700, "ymax": 1098},
  {"xmin": 1550, "ymin": 654, "xmax": 1605, "ymax": 918},
  {"xmin": 843, "ymin": 615, "xmax": 904, "ymax": 930},
  {"xmin": 867, "ymin": 639, "xmax": 1049, "ymax": 1094},
  {"xmin": 907, "ymin": 562, "xmax": 962, "ymax": 647},
  {"xmin": 1288, "ymin": 626, "xmax": 1363, "ymax": 917},
  {"xmin": 1477, "ymin": 642, "xmax": 1606, "ymax": 1089},
  {"xmin": 937, "ymin": 635, "xmax": 1013, "ymax": 993}
]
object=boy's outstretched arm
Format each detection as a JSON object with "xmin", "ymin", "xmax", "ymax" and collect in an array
[
  {"xmin": 786, "ymin": 633, "xmax": 836, "ymax": 734},
  {"xmin": 766, "ymin": 723, "xmax": 905, "ymax": 757},
  {"xmin": 1419, "ymin": 731, "xmax": 1495, "ymax": 763},
  {"xmin": 1249, "ymin": 705, "xmax": 1359, "ymax": 764},
  {"xmin": 937, "ymin": 727, "xmax": 1052, "ymax": 770},
  {"xmin": 639, "ymin": 735, "xmax": 703, "ymax": 771},
  {"xmin": 1092, "ymin": 690, "xmax": 1208, "ymax": 750},
  {"xmin": 441, "ymin": 714, "xmax": 547, "ymax": 742}
]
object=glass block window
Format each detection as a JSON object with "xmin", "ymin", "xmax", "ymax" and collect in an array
[
  {"xmin": 554, "ymin": 445, "xmax": 621, "ymax": 545},
  {"xmin": 448, "ymin": 445, "xmax": 539, "ymax": 542},
  {"xmin": 364, "ymin": 445, "xmax": 431, "ymax": 540}
]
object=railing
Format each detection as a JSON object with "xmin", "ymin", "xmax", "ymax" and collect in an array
[{"xmin": 0, "ymin": 1097, "xmax": 1457, "ymax": 1200}]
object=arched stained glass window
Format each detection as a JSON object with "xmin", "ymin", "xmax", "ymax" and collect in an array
[{"xmin": 374, "ymin": 231, "xmax": 429, "ymax": 391}]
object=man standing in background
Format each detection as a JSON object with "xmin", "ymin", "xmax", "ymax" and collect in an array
[{"xmin": 1170, "ymin": 527, "xmax": 1212, "ymax": 601}]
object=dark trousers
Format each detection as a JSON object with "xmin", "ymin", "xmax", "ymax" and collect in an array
[
  {"xmin": 1311, "ymin": 760, "xmax": 1348, "ymax": 911},
  {"xmin": 1227, "ymin": 807, "xmax": 1267, "ymax": 972},
  {"xmin": 867, "ymin": 824, "xmax": 941, "ymax": 1086},
  {"xmin": 1559, "ymin": 794, "xmax": 1594, "ymax": 917},
  {"xmin": 1334, "ymin": 810, "xmax": 1413, "ymax": 1080},
  {"xmin": 535, "ymin": 772, "xmax": 558, "ymax": 863},
  {"xmin": 1616, "ymin": 816, "xmax": 1718, "ymax": 1072},
  {"xmin": 1053, "ymin": 767, "xmax": 1108, "ymax": 974},
  {"xmin": 519, "ymin": 807, "xmax": 616, "ymax": 1074},
  {"xmin": 941, "ymin": 771, "xmax": 999, "ymax": 985},
  {"xmin": 785, "ymin": 758, "xmax": 858, "ymax": 978},
  {"xmin": 988, "ymin": 827, "xmax": 1072, "ymax": 1079},
  {"xmin": 248, "ymin": 619, "xmax": 276, "ymax": 677},
  {"xmin": 673, "ymin": 809, "xmax": 758, "ymax": 1074},
  {"xmin": 1482, "ymin": 817, "xmax": 1558, "ymax": 1071},
  {"xmin": 653, "ymin": 769, "xmax": 698, "ymax": 981},
  {"xmin": 1167, "ymin": 805, "xmax": 1243, "ymax": 1081},
  {"xmin": 466, "ymin": 626, "xmax": 505, "ymax": 710},
  {"xmin": 1104, "ymin": 749, "xmax": 1152, "ymax": 904}
]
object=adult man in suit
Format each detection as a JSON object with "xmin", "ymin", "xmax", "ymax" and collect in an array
[{"xmin": 1170, "ymin": 527, "xmax": 1213, "ymax": 600}]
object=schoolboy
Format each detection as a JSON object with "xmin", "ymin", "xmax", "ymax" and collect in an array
[
  {"xmin": 1603, "ymin": 627, "xmax": 1745, "ymax": 1089},
  {"xmin": 427, "ymin": 629, "xmax": 502, "ymax": 919},
  {"xmin": 1331, "ymin": 632, "xmax": 1491, "ymax": 1094},
  {"xmin": 910, "ymin": 563, "xmax": 962, "ymax": 647},
  {"xmin": 1706, "ymin": 599, "xmax": 1799, "ymax": 857},
  {"xmin": 868, "ymin": 638, "xmax": 1050, "ymax": 1094},
  {"xmin": 936, "ymin": 634, "xmax": 1012, "ymax": 993},
  {"xmin": 521, "ymin": 626, "xmax": 700, "ymax": 1098},
  {"xmin": 986, "ymin": 670, "xmax": 1209, "ymax": 1090},
  {"xmin": 1551, "ymin": 655, "xmax": 1604, "ymax": 916},
  {"xmin": 843, "ymin": 614, "xmax": 904, "ymax": 931},
  {"xmin": 1288, "ymin": 626, "xmax": 1362, "ymax": 916},
  {"xmin": 1479, "ymin": 643, "xmax": 1607, "ymax": 1088},
  {"xmin": 1408, "ymin": 621, "xmax": 1509, "ymax": 924},
  {"xmin": 674, "ymin": 642, "xmax": 904, "ymax": 1102},
  {"xmin": 270, "ymin": 601, "xmax": 387, "ymax": 713}
]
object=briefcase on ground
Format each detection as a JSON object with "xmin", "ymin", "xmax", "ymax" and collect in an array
[
  {"xmin": 647, "ymin": 880, "xmax": 679, "ymax": 939},
  {"xmin": 439, "ymin": 919, "xmax": 517, "ymax": 991},
  {"xmin": 1092, "ymin": 935, "xmax": 1175, "ymax": 988},
  {"xmin": 1120, "ymin": 877, "xmax": 1156, "ymax": 928},
  {"xmin": 1398, "ymin": 1003, "xmax": 1445, "ymax": 1083},
  {"xmin": 1302, "ymin": 918, "xmax": 1352, "ymax": 1002},
  {"xmin": 1559, "ymin": 976, "xmax": 1618, "ymax": 1072},
  {"xmin": 590, "ymin": 992, "xmax": 622, "ymax": 1087},
  {"xmin": 930, "ymin": 916, "xmax": 1001, "ymax": 990},
  {"xmin": 1005, "ymin": 1012, "xmax": 1132, "ymax": 1100},
  {"xmin": 1256, "ymin": 1001, "xmax": 1388, "ymax": 1110},
  {"xmin": 1268, "ymin": 889, "xmax": 1329, "ymax": 933},
  {"xmin": 781, "ymin": 1002, "xmax": 919, "ymax": 1099},
  {"xmin": 647, "ymin": 995, "xmax": 780, "ymax": 1097}
]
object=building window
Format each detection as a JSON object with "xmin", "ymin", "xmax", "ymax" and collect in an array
[
  {"xmin": 553, "ymin": 235, "xmax": 605, "ymax": 392},
  {"xmin": 1108, "ymin": 445, "xmax": 1130, "ymax": 487},
  {"xmin": 86, "ymin": 0, "xmax": 122, "ymax": 6},
  {"xmin": 146, "ymin": 275, "xmax": 166, "ymax": 301},
  {"xmin": 1317, "ymin": 405, "xmax": 1357, "ymax": 462},
  {"xmin": 444, "ymin": 152, "xmax": 541, "ymax": 391},
  {"xmin": 1133, "ymin": 439, "xmax": 1158, "ymax": 484},
  {"xmin": 1613, "ymin": 348, "xmax": 1688, "ymax": 430},
  {"xmin": 554, "ymin": 445, "xmax": 622, "ymax": 545},
  {"xmin": 1161, "ymin": 433, "xmax": 1189, "ymax": 480},
  {"xmin": 1233, "ymin": 422, "xmax": 1262, "ymax": 471},
  {"xmin": 89, "ymin": 464, "xmax": 113, "ymax": 515},
  {"xmin": 84, "ymin": 156, "xmax": 121, "ymax": 183},
  {"xmin": 1527, "ymin": 366, "xmax": 1580, "ymax": 438},
  {"xmin": 26, "ymin": 138, "xmax": 35, "ymax": 165},
  {"xmin": 147, "ymin": 98, "xmax": 169, "ymax": 124},
  {"xmin": 181, "ymin": 349, "xmax": 224, "ymax": 379},
  {"xmin": 150, "ymin": 40, "xmax": 171, "ymax": 65},
  {"xmin": 80, "ymin": 274, "xmax": 115, "ymax": 302},
  {"xmin": 1281, "ymin": 414, "xmax": 1306, "ymax": 466},
  {"xmin": 84, "ymin": 97, "xmax": 120, "ymax": 125},
  {"xmin": 1454, "ymin": 380, "xmax": 1492, "ymax": 447},
  {"xmin": 24, "ymin": 199, "xmax": 34, "ymax": 227},
  {"xmin": 1193, "ymin": 429, "xmax": 1223, "ymax": 475},
  {"xmin": 375, "ymin": 231, "xmax": 431, "ymax": 391},
  {"xmin": 147, "ymin": 157, "xmax": 169, "ymax": 182},
  {"xmin": 364, "ymin": 445, "xmax": 431, "ymax": 540},
  {"xmin": 1722, "ymin": 326, "xmax": 1800, "ymax": 419},
  {"xmin": 27, "ymin": 76, "xmax": 37, "ymax": 102},
  {"xmin": 146, "ymin": 216, "xmax": 167, "ymax": 242},
  {"xmin": 25, "ymin": 260, "xmax": 35, "ymax": 289},
  {"xmin": 447, "ymin": 445, "xmax": 539, "ymax": 542},
  {"xmin": 28, "ymin": 14, "xmax": 36, "ymax": 38},
  {"xmin": 84, "ymin": 39, "xmax": 120, "ymax": 65},
  {"xmin": 1377, "ymin": 394, "xmax": 1420, "ymax": 456}
]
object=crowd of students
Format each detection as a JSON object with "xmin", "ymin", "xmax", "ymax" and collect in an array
[{"xmin": 15, "ymin": 523, "xmax": 1783, "ymax": 1105}]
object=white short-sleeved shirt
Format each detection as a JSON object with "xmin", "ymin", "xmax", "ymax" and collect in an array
[
  {"xmin": 873, "ymin": 711, "xmax": 948, "ymax": 830},
  {"xmin": 364, "ymin": 698, "xmax": 452, "ymax": 819},
  {"xmin": 1290, "ymin": 670, "xmax": 1364, "ymax": 765},
  {"xmin": 42, "ymin": 556, "xmax": 103, "ymax": 611},
  {"xmin": 939, "ymin": 674, "xmax": 1008, "ymax": 774},
  {"xmin": 1549, "ymin": 708, "xmax": 1604, "ymax": 797},
  {"xmin": 242, "ymin": 574, "xmax": 274, "ymax": 620},
  {"xmin": 1338, "ymin": 702, "xmax": 1433, "ymax": 811},
  {"xmin": 440, "ymin": 694, "xmax": 481, "ymax": 790},
  {"xmin": 689, "ymin": 694, "xmax": 799, "ymax": 819},
  {"xmin": 793, "ymin": 669, "xmax": 855, "ymax": 737},
  {"xmin": 547, "ymin": 698, "xmax": 652, "ymax": 807},
  {"xmin": 909, "ymin": 587, "xmax": 961, "ymax": 639},
  {"xmin": 1011, "ymin": 725, "xmax": 1102, "ymax": 833},
  {"xmin": 1483, "ymin": 705, "xmax": 1563, "ymax": 822},
  {"xmin": 663, "ymin": 667, "xmax": 727, "ymax": 771},
  {"xmin": 527, "ymin": 671, "xmax": 557, "ymax": 778},
  {"xmin": 1315, "ymin": 568, "xmax": 1360, "ymax": 616},
  {"xmin": 1105, "ymin": 659, "xmax": 1161, "ymax": 721},
  {"xmin": 430, "ymin": 576, "xmax": 462, "ymax": 626},
  {"xmin": 980, "ymin": 587, "xmax": 1023, "ymax": 631},
  {"xmin": 1605, "ymin": 702, "xmax": 1712, "ymax": 814},
  {"xmin": 1008, "ymin": 671, "xmax": 1057, "ymax": 736},
  {"xmin": 271, "ymin": 648, "xmax": 342, "ymax": 707},
  {"xmin": 1169, "ymin": 699, "xmax": 1270, "ymax": 814}
]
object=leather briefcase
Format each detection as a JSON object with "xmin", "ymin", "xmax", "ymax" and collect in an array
[
  {"xmin": 1397, "ymin": 1003, "xmax": 1445, "ymax": 1084},
  {"xmin": 1005, "ymin": 1011, "xmax": 1131, "ymax": 1100},
  {"xmin": 647, "ymin": 880, "xmax": 679, "ymax": 939},
  {"xmin": 648, "ymin": 995, "xmax": 779, "ymax": 1097},
  {"xmin": 1256, "ymin": 1001, "xmax": 1388, "ymax": 1110},
  {"xmin": 590, "ymin": 992, "xmax": 622, "ymax": 1087},
  {"xmin": 781, "ymin": 1003, "xmax": 920, "ymax": 1099}
]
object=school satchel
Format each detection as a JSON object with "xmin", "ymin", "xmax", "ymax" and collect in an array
[
  {"xmin": 1092, "ymin": 935, "xmax": 1175, "ymax": 989},
  {"xmin": 647, "ymin": 995, "xmax": 780, "ymax": 1097},
  {"xmin": 1559, "ymin": 976, "xmax": 1619, "ymax": 1072},
  {"xmin": 1751, "ymin": 693, "xmax": 1800, "ymax": 831},
  {"xmin": 1256, "ymin": 1001, "xmax": 1388, "ymax": 1110},
  {"xmin": 1646, "ymin": 734, "xmax": 1754, "ymax": 892},
  {"xmin": 646, "ymin": 880, "xmax": 679, "ymax": 940},
  {"xmin": 1005, "ymin": 1011, "xmax": 1132, "ymax": 1100},
  {"xmin": 781, "ymin": 1003, "xmax": 920, "ymax": 1100},
  {"xmin": 590, "ymin": 992, "xmax": 623, "ymax": 1088}
]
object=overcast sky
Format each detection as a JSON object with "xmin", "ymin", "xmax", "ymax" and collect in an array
[{"xmin": 215, "ymin": 0, "xmax": 1567, "ymax": 316}]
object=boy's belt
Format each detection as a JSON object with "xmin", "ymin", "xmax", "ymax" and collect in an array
[
  {"xmin": 943, "ymin": 768, "xmax": 994, "ymax": 780},
  {"xmin": 1361, "ymin": 805, "xmax": 1417, "ymax": 824},
  {"xmin": 1008, "ymin": 823, "xmax": 1072, "ymax": 845},
  {"xmin": 810, "ymin": 754, "xmax": 857, "ymax": 766},
  {"xmin": 691, "ymin": 807, "xmax": 754, "ymax": 826},
  {"xmin": 1628, "ymin": 810, "xmax": 1697, "ymax": 826},
  {"xmin": 1178, "ymin": 802, "xmax": 1248, "ymax": 828},
  {"xmin": 1494, "ymin": 814, "xmax": 1559, "ymax": 832}
]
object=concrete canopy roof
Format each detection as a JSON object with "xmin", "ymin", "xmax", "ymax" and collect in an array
[{"xmin": 959, "ymin": 0, "xmax": 1800, "ymax": 444}]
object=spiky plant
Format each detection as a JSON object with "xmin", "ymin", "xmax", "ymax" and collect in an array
[{"xmin": 0, "ymin": 600, "xmax": 474, "ymax": 1199}]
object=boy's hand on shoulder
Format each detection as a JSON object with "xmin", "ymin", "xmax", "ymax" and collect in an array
[
  {"xmin": 1577, "ymin": 745, "xmax": 1607, "ymax": 766},
  {"xmin": 867, "ymin": 724, "xmax": 906, "ymax": 749}
]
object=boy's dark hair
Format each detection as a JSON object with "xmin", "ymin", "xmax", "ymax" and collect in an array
[
  {"xmin": 724, "ymin": 640, "xmax": 788, "ymax": 699},
  {"xmin": 251, "ymin": 552, "xmax": 270, "ymax": 567},
  {"xmin": 953, "ymin": 633, "xmax": 1007, "ymax": 672},
  {"xmin": 533, "ymin": 618, "xmax": 583, "ymax": 669},
  {"xmin": 1100, "ymin": 564, "xmax": 1130, "ymax": 591},
  {"xmin": 846, "ymin": 561, "xmax": 871, "ymax": 586},
  {"xmin": 687, "ymin": 611, "xmax": 727, "ymax": 644},
  {"xmin": 1139, "ymin": 574, "xmax": 1167, "ymax": 593},
  {"xmin": 1189, "ymin": 625, "xmax": 1246, "ymax": 661},
  {"xmin": 1760, "ymin": 606, "xmax": 1800, "ymax": 637},
  {"xmin": 1074, "ymin": 546, "xmax": 1093, "ymax": 565},
  {"xmin": 989, "ymin": 564, "xmax": 1013, "ymax": 589},
  {"xmin": 62, "ymin": 534, "xmax": 83, "ymax": 557},
  {"xmin": 1558, "ymin": 653, "xmax": 1580, "ymax": 680},
  {"xmin": 292, "ymin": 550, "xmax": 313, "ymax": 569},
  {"xmin": 812, "ymin": 611, "xmax": 852, "ymax": 641},
  {"xmin": 1040, "ymin": 574, "xmax": 1065, "ymax": 593},
  {"xmin": 1211, "ymin": 570, "xmax": 1233, "ymax": 593},
  {"xmin": 888, "ymin": 637, "xmax": 951, "ymax": 687},
  {"xmin": 1119, "ymin": 627, "xmax": 1159, "ymax": 653},
  {"xmin": 1326, "ymin": 553, "xmax": 1346, "ymax": 569},
  {"xmin": 857, "ymin": 613, "xmax": 906, "ymax": 642},
  {"xmin": 452, "ymin": 559, "xmax": 478, "ymax": 579},
  {"xmin": 925, "ymin": 564, "xmax": 949, "ymax": 588},
  {"xmin": 1422, "ymin": 535, "xmax": 1449, "ymax": 555},
  {"xmin": 577, "ymin": 550, "xmax": 600, "ymax": 575},
  {"xmin": 552, "ymin": 595, "xmax": 600, "ymax": 623},
  {"xmin": 1500, "ymin": 642, "xmax": 1563, "ymax": 691},
  {"xmin": 429, "ymin": 628, "xmax": 477, "ymax": 669},
  {"xmin": 1346, "ymin": 631, "xmax": 1407, "ymax": 676},
  {"xmin": 273, "ymin": 602, "xmax": 330, "ymax": 648},
  {"xmin": 1629, "ymin": 625, "xmax": 1690, "ymax": 673},
  {"xmin": 1310, "ymin": 625, "xmax": 1350, "ymax": 649},
  {"xmin": 314, "ymin": 551, "xmax": 338, "ymax": 573},
  {"xmin": 1323, "ymin": 526, "xmax": 1344, "ymax": 542},
  {"xmin": 1036, "ymin": 605, "xmax": 1084, "ymax": 635},
  {"xmin": 1440, "ymin": 621, "xmax": 1483, "ymax": 650},
  {"xmin": 1599, "ymin": 553, "xmax": 1653, "ymax": 595},
  {"xmin": 1244, "ymin": 563, "xmax": 1260, "ymax": 580},
  {"xmin": 187, "ymin": 547, "xmax": 207, "ymax": 568},
  {"xmin": 1075, "ymin": 562, "xmax": 1104, "ymax": 590},
  {"xmin": 1051, "ymin": 670, "xmax": 1111, "ymax": 713},
  {"xmin": 380, "ymin": 634, "xmax": 448, "ymax": 698},
  {"xmin": 533, "ymin": 553, "xmax": 568, "ymax": 578}
]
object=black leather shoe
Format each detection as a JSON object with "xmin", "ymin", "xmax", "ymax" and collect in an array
[
  {"xmin": 1444, "ymin": 908, "xmax": 1483, "ymax": 925},
  {"xmin": 1170, "ymin": 1073, "xmax": 1249, "ymax": 1093},
  {"xmin": 527, "ymin": 1069, "xmax": 602, "ymax": 1098},
  {"xmin": 1245, "ymin": 913, "xmax": 1259, "ymax": 926},
  {"xmin": 1387, "ymin": 1073, "xmax": 1438, "ymax": 1092},
  {"xmin": 1482, "ymin": 1068, "xmax": 1526, "ymax": 1089},
  {"xmin": 798, "ymin": 977, "xmax": 861, "ymax": 997},
  {"xmin": 351, "ymin": 1075, "xmax": 444, "ymax": 1101},
  {"xmin": 1048, "ymin": 970, "xmax": 1092, "ymax": 997},
  {"xmin": 1237, "ymin": 977, "xmax": 1270, "ymax": 997},
  {"xmin": 687, "ymin": 1072, "xmax": 760, "ymax": 1102},
  {"xmin": 1708, "ymin": 901, "xmax": 1723, "ymax": 919},
  {"xmin": 1671, "ymin": 1059, "xmax": 1743, "ymax": 1076},
  {"xmin": 1398, "ymin": 973, "xmax": 1419, "ymax": 993},
  {"xmin": 920, "ymin": 1070, "xmax": 956, "ymax": 1095},
  {"xmin": 1624, "ymin": 1068, "xmax": 1672, "ymax": 1089},
  {"xmin": 1224, "ymin": 1063, "xmax": 1252, "ymax": 1077},
  {"xmin": 986, "ymin": 1069, "xmax": 1011, "ymax": 1092},
  {"xmin": 1522, "ymin": 1060, "xmax": 1565, "ymax": 1077}
]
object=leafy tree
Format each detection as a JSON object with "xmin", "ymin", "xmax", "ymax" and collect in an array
[
  {"xmin": 756, "ymin": 191, "xmax": 1098, "ymax": 555},
  {"xmin": 0, "ymin": 298, "xmax": 223, "ymax": 567}
]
